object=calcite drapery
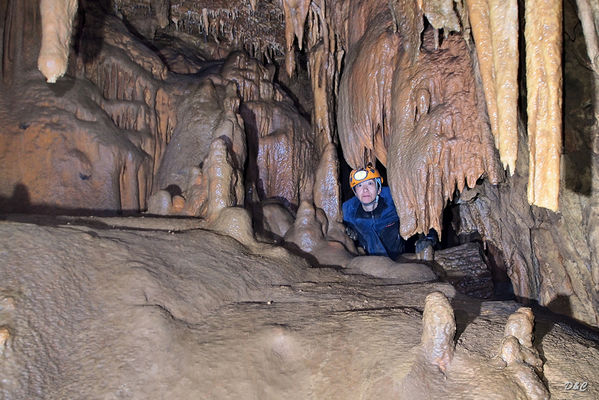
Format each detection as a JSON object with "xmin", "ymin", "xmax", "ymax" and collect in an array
[
  {"xmin": 388, "ymin": 30, "xmax": 500, "ymax": 238},
  {"xmin": 338, "ymin": 0, "xmax": 425, "ymax": 169},
  {"xmin": 337, "ymin": 6, "xmax": 402, "ymax": 168},
  {"xmin": 337, "ymin": 1, "xmax": 500, "ymax": 238}
]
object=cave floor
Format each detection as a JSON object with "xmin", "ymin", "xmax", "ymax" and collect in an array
[{"xmin": 0, "ymin": 214, "xmax": 598, "ymax": 399}]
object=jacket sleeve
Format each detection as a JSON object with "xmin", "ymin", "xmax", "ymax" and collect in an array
[{"xmin": 378, "ymin": 219, "xmax": 405, "ymax": 260}]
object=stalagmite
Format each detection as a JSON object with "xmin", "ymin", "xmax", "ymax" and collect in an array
[
  {"xmin": 493, "ymin": 308, "xmax": 549, "ymax": 400},
  {"xmin": 204, "ymin": 138, "xmax": 244, "ymax": 222},
  {"xmin": 466, "ymin": 0, "xmax": 519, "ymax": 174},
  {"xmin": 313, "ymin": 142, "xmax": 342, "ymax": 225},
  {"xmin": 37, "ymin": 0, "xmax": 78, "ymax": 83},
  {"xmin": 283, "ymin": 200, "xmax": 326, "ymax": 253},
  {"xmin": 503, "ymin": 307, "xmax": 543, "ymax": 369},
  {"xmin": 421, "ymin": 291, "xmax": 455, "ymax": 373},
  {"xmin": 525, "ymin": 0, "xmax": 562, "ymax": 211}
]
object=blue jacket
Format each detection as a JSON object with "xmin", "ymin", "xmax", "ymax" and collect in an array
[{"xmin": 342, "ymin": 186, "xmax": 405, "ymax": 259}]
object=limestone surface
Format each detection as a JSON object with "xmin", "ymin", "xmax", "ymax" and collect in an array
[{"xmin": 1, "ymin": 215, "xmax": 598, "ymax": 399}]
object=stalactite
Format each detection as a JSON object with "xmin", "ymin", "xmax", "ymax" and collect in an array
[
  {"xmin": 151, "ymin": 0, "xmax": 170, "ymax": 29},
  {"xmin": 525, "ymin": 0, "xmax": 562, "ymax": 211},
  {"xmin": 421, "ymin": 0, "xmax": 462, "ymax": 35},
  {"xmin": 37, "ymin": 0, "xmax": 78, "ymax": 83},
  {"xmin": 306, "ymin": 0, "xmax": 338, "ymax": 154},
  {"xmin": 282, "ymin": 0, "xmax": 311, "ymax": 77},
  {"xmin": 466, "ymin": 0, "xmax": 518, "ymax": 175},
  {"xmin": 154, "ymin": 88, "xmax": 176, "ymax": 175},
  {"xmin": 489, "ymin": 0, "xmax": 518, "ymax": 175},
  {"xmin": 466, "ymin": 1, "xmax": 496, "ymax": 142}
]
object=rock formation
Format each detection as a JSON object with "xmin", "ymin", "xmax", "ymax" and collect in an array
[
  {"xmin": 399, "ymin": 292, "xmax": 551, "ymax": 400},
  {"xmin": 0, "ymin": 0, "xmax": 597, "ymax": 369},
  {"xmin": 37, "ymin": 0, "xmax": 78, "ymax": 83},
  {"xmin": 1, "ymin": 217, "xmax": 597, "ymax": 399}
]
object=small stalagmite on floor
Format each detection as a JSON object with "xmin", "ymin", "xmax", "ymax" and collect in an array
[{"xmin": 400, "ymin": 291, "xmax": 549, "ymax": 400}]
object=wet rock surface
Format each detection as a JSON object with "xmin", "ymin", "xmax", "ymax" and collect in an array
[{"xmin": 1, "ymin": 215, "xmax": 598, "ymax": 399}]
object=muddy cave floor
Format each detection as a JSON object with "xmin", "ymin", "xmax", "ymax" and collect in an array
[{"xmin": 1, "ymin": 213, "xmax": 598, "ymax": 399}]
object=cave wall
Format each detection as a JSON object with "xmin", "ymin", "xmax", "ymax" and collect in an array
[
  {"xmin": 0, "ymin": 0, "xmax": 175, "ymax": 213},
  {"xmin": 332, "ymin": 0, "xmax": 598, "ymax": 326}
]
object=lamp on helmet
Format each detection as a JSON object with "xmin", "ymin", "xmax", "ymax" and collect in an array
[{"xmin": 349, "ymin": 163, "xmax": 382, "ymax": 190}]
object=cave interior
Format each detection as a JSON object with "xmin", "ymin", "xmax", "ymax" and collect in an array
[{"xmin": 1, "ymin": 0, "xmax": 599, "ymax": 398}]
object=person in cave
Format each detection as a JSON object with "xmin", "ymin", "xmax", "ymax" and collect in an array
[{"xmin": 342, "ymin": 163, "xmax": 437, "ymax": 260}]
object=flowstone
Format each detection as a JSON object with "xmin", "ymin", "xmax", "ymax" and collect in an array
[{"xmin": 0, "ymin": 214, "xmax": 597, "ymax": 399}]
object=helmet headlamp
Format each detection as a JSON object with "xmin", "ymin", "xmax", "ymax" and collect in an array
[
  {"xmin": 349, "ymin": 163, "xmax": 383, "ymax": 189},
  {"xmin": 353, "ymin": 170, "xmax": 367, "ymax": 181}
]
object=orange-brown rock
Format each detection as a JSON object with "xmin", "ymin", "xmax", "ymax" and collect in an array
[
  {"xmin": 337, "ymin": 4, "xmax": 402, "ymax": 168},
  {"xmin": 243, "ymin": 100, "xmax": 316, "ymax": 208},
  {"xmin": 37, "ymin": 0, "xmax": 78, "ymax": 83},
  {"xmin": 388, "ymin": 28, "xmax": 501, "ymax": 238},
  {"xmin": 0, "ymin": 78, "xmax": 153, "ymax": 213},
  {"xmin": 1, "ymin": 1, "xmax": 176, "ymax": 213},
  {"xmin": 525, "ymin": 0, "xmax": 562, "ymax": 211}
]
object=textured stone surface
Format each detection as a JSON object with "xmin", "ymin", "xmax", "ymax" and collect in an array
[
  {"xmin": 0, "ymin": 0, "xmax": 597, "ymax": 337},
  {"xmin": 434, "ymin": 242, "xmax": 494, "ymax": 299},
  {"xmin": 0, "ymin": 0, "xmax": 175, "ymax": 214},
  {"xmin": 1, "ymin": 215, "xmax": 598, "ymax": 399}
]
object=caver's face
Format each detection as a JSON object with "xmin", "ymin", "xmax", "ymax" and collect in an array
[{"xmin": 355, "ymin": 179, "xmax": 380, "ymax": 205}]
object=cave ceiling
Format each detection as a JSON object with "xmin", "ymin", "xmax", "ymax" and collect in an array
[{"xmin": 105, "ymin": 0, "xmax": 563, "ymax": 214}]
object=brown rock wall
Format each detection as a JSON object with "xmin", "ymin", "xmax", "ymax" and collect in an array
[
  {"xmin": 388, "ymin": 28, "xmax": 501, "ymax": 238},
  {"xmin": 0, "ymin": 1, "xmax": 180, "ymax": 213},
  {"xmin": 243, "ymin": 99, "xmax": 316, "ymax": 208},
  {"xmin": 0, "ymin": 0, "xmax": 42, "ymax": 83},
  {"xmin": 0, "ymin": 78, "xmax": 152, "ymax": 213}
]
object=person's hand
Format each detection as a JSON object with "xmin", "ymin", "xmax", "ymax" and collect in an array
[
  {"xmin": 415, "ymin": 237, "xmax": 434, "ymax": 253},
  {"xmin": 345, "ymin": 225, "xmax": 358, "ymax": 241},
  {"xmin": 415, "ymin": 235, "xmax": 435, "ymax": 261}
]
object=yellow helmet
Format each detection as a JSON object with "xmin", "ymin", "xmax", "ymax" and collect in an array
[{"xmin": 349, "ymin": 163, "xmax": 382, "ymax": 189}]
